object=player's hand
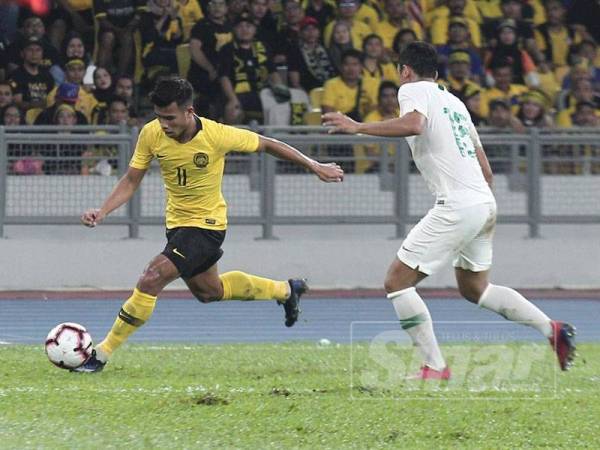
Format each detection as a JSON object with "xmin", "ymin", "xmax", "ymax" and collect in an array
[
  {"xmin": 314, "ymin": 162, "xmax": 344, "ymax": 183},
  {"xmin": 81, "ymin": 208, "xmax": 105, "ymax": 227},
  {"xmin": 322, "ymin": 112, "xmax": 360, "ymax": 134}
]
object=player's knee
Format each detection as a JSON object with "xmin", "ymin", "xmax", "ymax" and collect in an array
[
  {"xmin": 137, "ymin": 267, "xmax": 166, "ymax": 294},
  {"xmin": 384, "ymin": 273, "xmax": 412, "ymax": 294},
  {"xmin": 193, "ymin": 288, "xmax": 223, "ymax": 303},
  {"xmin": 459, "ymin": 282, "xmax": 486, "ymax": 304}
]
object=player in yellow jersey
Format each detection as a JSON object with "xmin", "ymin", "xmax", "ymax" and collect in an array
[{"xmin": 74, "ymin": 77, "xmax": 344, "ymax": 372}]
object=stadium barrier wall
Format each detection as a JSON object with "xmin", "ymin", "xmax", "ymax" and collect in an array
[
  {"xmin": 1, "ymin": 126, "xmax": 599, "ymax": 239},
  {"xmin": 0, "ymin": 126, "xmax": 599, "ymax": 290}
]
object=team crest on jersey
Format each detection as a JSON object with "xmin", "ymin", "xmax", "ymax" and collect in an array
[{"xmin": 193, "ymin": 152, "xmax": 209, "ymax": 168}]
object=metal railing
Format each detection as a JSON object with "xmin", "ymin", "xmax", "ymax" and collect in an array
[{"xmin": 1, "ymin": 126, "xmax": 599, "ymax": 239}]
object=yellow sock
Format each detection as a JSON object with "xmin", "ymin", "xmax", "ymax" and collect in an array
[
  {"xmin": 220, "ymin": 271, "xmax": 289, "ymax": 301},
  {"xmin": 96, "ymin": 288, "xmax": 157, "ymax": 359}
]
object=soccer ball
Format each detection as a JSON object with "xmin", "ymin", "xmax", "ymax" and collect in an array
[{"xmin": 45, "ymin": 323, "xmax": 93, "ymax": 369}]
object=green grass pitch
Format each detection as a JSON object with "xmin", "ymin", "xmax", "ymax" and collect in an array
[{"xmin": 1, "ymin": 343, "xmax": 598, "ymax": 449}]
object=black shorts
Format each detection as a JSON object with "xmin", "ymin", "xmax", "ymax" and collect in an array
[{"xmin": 162, "ymin": 227, "xmax": 226, "ymax": 279}]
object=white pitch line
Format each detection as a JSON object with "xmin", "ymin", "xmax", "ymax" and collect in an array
[{"xmin": 0, "ymin": 341, "xmax": 12, "ymax": 345}]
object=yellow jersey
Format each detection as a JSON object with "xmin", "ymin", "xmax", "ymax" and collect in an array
[
  {"xmin": 321, "ymin": 76, "xmax": 378, "ymax": 118},
  {"xmin": 129, "ymin": 117, "xmax": 259, "ymax": 230}
]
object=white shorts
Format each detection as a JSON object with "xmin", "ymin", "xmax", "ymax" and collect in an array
[{"xmin": 397, "ymin": 201, "xmax": 497, "ymax": 275}]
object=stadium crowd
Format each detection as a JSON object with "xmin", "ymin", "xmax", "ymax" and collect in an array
[{"xmin": 0, "ymin": 0, "xmax": 599, "ymax": 174}]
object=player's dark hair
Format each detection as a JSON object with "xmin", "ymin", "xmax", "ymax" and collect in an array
[
  {"xmin": 150, "ymin": 77, "xmax": 194, "ymax": 108},
  {"xmin": 341, "ymin": 48, "xmax": 364, "ymax": 64},
  {"xmin": 378, "ymin": 80, "xmax": 398, "ymax": 99},
  {"xmin": 397, "ymin": 41, "xmax": 438, "ymax": 78}
]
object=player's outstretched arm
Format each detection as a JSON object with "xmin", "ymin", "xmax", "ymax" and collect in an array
[
  {"xmin": 257, "ymin": 136, "xmax": 344, "ymax": 183},
  {"xmin": 322, "ymin": 111, "xmax": 425, "ymax": 137},
  {"xmin": 81, "ymin": 167, "xmax": 147, "ymax": 227}
]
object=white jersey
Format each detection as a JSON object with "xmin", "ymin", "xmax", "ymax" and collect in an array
[{"xmin": 398, "ymin": 81, "xmax": 495, "ymax": 207}]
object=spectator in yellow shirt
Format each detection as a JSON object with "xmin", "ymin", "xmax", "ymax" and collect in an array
[
  {"xmin": 428, "ymin": 0, "xmax": 482, "ymax": 48},
  {"xmin": 362, "ymin": 34, "xmax": 400, "ymax": 103},
  {"xmin": 355, "ymin": 80, "xmax": 399, "ymax": 173},
  {"xmin": 323, "ymin": 0, "xmax": 375, "ymax": 48},
  {"xmin": 377, "ymin": 0, "xmax": 424, "ymax": 52},
  {"xmin": 46, "ymin": 58, "xmax": 97, "ymax": 122},
  {"xmin": 480, "ymin": 61, "xmax": 528, "ymax": 117},
  {"xmin": 443, "ymin": 50, "xmax": 481, "ymax": 100}
]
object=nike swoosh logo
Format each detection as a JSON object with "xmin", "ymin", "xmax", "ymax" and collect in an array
[
  {"xmin": 173, "ymin": 248, "xmax": 186, "ymax": 259},
  {"xmin": 401, "ymin": 246, "xmax": 417, "ymax": 254},
  {"xmin": 156, "ymin": 154, "xmax": 166, "ymax": 159}
]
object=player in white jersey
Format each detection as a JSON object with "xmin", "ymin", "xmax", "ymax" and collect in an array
[{"xmin": 323, "ymin": 42, "xmax": 575, "ymax": 379}]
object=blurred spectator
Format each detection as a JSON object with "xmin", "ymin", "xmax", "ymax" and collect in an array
[
  {"xmin": 572, "ymin": 101, "xmax": 599, "ymax": 127},
  {"xmin": 1, "ymin": 104, "xmax": 23, "ymax": 125},
  {"xmin": 556, "ymin": 78, "xmax": 600, "ymax": 127},
  {"xmin": 288, "ymin": 16, "xmax": 336, "ymax": 92},
  {"xmin": 44, "ymin": 103, "xmax": 84, "ymax": 174},
  {"xmin": 443, "ymin": 49, "xmax": 481, "ymax": 101},
  {"xmin": 353, "ymin": 0, "xmax": 380, "ymax": 30},
  {"xmin": 0, "ymin": 81, "xmax": 14, "ymax": 109},
  {"xmin": 273, "ymin": 0, "xmax": 306, "ymax": 66},
  {"xmin": 3, "ymin": 103, "xmax": 44, "ymax": 175},
  {"xmin": 428, "ymin": 0, "xmax": 482, "ymax": 48},
  {"xmin": 323, "ymin": 0, "xmax": 374, "ymax": 49},
  {"xmin": 483, "ymin": 0, "xmax": 541, "ymax": 64},
  {"xmin": 94, "ymin": 0, "xmax": 143, "ymax": 75},
  {"xmin": 378, "ymin": 0, "xmax": 423, "ymax": 54},
  {"xmin": 250, "ymin": 0, "xmax": 278, "ymax": 47},
  {"xmin": 570, "ymin": 40, "xmax": 600, "ymax": 88},
  {"xmin": 567, "ymin": 0, "xmax": 600, "ymax": 43},
  {"xmin": 114, "ymin": 74, "xmax": 138, "ymax": 120},
  {"xmin": 47, "ymin": 0, "xmax": 95, "ymax": 52},
  {"xmin": 322, "ymin": 49, "xmax": 375, "ymax": 119},
  {"xmin": 46, "ymin": 58, "xmax": 98, "ymax": 122},
  {"xmin": 9, "ymin": 37, "xmax": 55, "ymax": 118},
  {"xmin": 436, "ymin": 17, "xmax": 483, "ymax": 83},
  {"xmin": 303, "ymin": 0, "xmax": 336, "ymax": 31},
  {"xmin": 219, "ymin": 12, "xmax": 281, "ymax": 124},
  {"xmin": 558, "ymin": 76, "xmax": 599, "ymax": 110},
  {"xmin": 327, "ymin": 20, "xmax": 354, "ymax": 72},
  {"xmin": 534, "ymin": 0, "xmax": 583, "ymax": 76},
  {"xmin": 177, "ymin": 0, "xmax": 204, "ymax": 41},
  {"xmin": 321, "ymin": 48, "xmax": 377, "ymax": 170},
  {"xmin": 486, "ymin": 19, "xmax": 538, "ymax": 86},
  {"xmin": 391, "ymin": 28, "xmax": 417, "ymax": 61},
  {"xmin": 486, "ymin": 98, "xmax": 525, "ymax": 132},
  {"xmin": 106, "ymin": 96, "xmax": 131, "ymax": 125},
  {"xmin": 361, "ymin": 34, "xmax": 399, "ymax": 103},
  {"xmin": 560, "ymin": 60, "xmax": 595, "ymax": 91},
  {"xmin": 188, "ymin": 0, "xmax": 232, "ymax": 118},
  {"xmin": 355, "ymin": 80, "xmax": 399, "ymax": 173},
  {"xmin": 7, "ymin": 16, "xmax": 62, "ymax": 80},
  {"xmin": 140, "ymin": 0, "xmax": 184, "ymax": 80},
  {"xmin": 90, "ymin": 67, "xmax": 114, "ymax": 124},
  {"xmin": 259, "ymin": 85, "xmax": 310, "ymax": 125},
  {"xmin": 0, "ymin": 1, "xmax": 19, "ymax": 44},
  {"xmin": 462, "ymin": 83, "xmax": 483, "ymax": 125},
  {"xmin": 81, "ymin": 97, "xmax": 130, "ymax": 175},
  {"xmin": 425, "ymin": 0, "xmax": 482, "ymax": 26},
  {"xmin": 92, "ymin": 67, "xmax": 114, "ymax": 103},
  {"xmin": 35, "ymin": 82, "xmax": 89, "ymax": 125},
  {"xmin": 516, "ymin": 89, "xmax": 553, "ymax": 128},
  {"xmin": 480, "ymin": 61, "xmax": 528, "ymax": 117},
  {"xmin": 227, "ymin": 0, "xmax": 249, "ymax": 20},
  {"xmin": 61, "ymin": 32, "xmax": 96, "ymax": 87}
]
